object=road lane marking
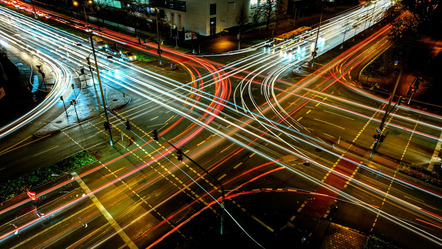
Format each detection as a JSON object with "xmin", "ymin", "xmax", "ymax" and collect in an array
[
  {"xmin": 234, "ymin": 162, "xmax": 243, "ymax": 169},
  {"xmin": 220, "ymin": 144, "xmax": 235, "ymax": 154},
  {"xmin": 313, "ymin": 118, "xmax": 345, "ymax": 130},
  {"xmin": 72, "ymin": 172, "xmax": 138, "ymax": 249},
  {"xmin": 251, "ymin": 215, "xmax": 274, "ymax": 232},
  {"xmin": 0, "ymin": 135, "xmax": 32, "ymax": 154},
  {"xmin": 323, "ymin": 110, "xmax": 354, "ymax": 120},
  {"xmin": 370, "ymin": 113, "xmax": 416, "ymax": 233},
  {"xmin": 165, "ymin": 115, "xmax": 175, "ymax": 123},
  {"xmin": 297, "ymin": 117, "xmax": 303, "ymax": 121},
  {"xmin": 323, "ymin": 133, "xmax": 335, "ymax": 139},
  {"xmin": 33, "ymin": 145, "xmax": 59, "ymax": 157},
  {"xmin": 306, "ymin": 110, "xmax": 311, "ymax": 114},
  {"xmin": 0, "ymin": 134, "xmax": 51, "ymax": 156},
  {"xmin": 150, "ymin": 116, "xmax": 158, "ymax": 121}
]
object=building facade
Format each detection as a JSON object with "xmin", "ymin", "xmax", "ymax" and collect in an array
[{"xmin": 97, "ymin": 0, "xmax": 289, "ymax": 36}]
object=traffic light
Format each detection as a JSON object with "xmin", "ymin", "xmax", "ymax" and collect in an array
[
  {"xmin": 373, "ymin": 134, "xmax": 380, "ymax": 142},
  {"xmin": 152, "ymin": 129, "xmax": 158, "ymax": 141},
  {"xmin": 380, "ymin": 135, "xmax": 386, "ymax": 142},
  {"xmin": 104, "ymin": 122, "xmax": 111, "ymax": 131},
  {"xmin": 71, "ymin": 99, "xmax": 77, "ymax": 105},
  {"xmin": 177, "ymin": 149, "xmax": 183, "ymax": 161},
  {"xmin": 398, "ymin": 96, "xmax": 405, "ymax": 105},
  {"xmin": 125, "ymin": 120, "xmax": 131, "ymax": 130}
]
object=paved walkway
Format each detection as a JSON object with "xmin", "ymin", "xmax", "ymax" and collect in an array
[
  {"xmin": 320, "ymin": 223, "xmax": 367, "ymax": 249},
  {"xmin": 34, "ymin": 76, "xmax": 130, "ymax": 137}
]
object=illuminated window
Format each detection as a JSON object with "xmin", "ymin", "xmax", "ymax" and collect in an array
[{"xmin": 251, "ymin": 0, "xmax": 257, "ymax": 7}]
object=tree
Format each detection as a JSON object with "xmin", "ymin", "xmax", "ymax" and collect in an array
[
  {"xmin": 388, "ymin": 12, "xmax": 419, "ymax": 48},
  {"xmin": 399, "ymin": 0, "xmax": 441, "ymax": 34},
  {"xmin": 126, "ymin": 8, "xmax": 142, "ymax": 37},
  {"xmin": 274, "ymin": 0, "xmax": 287, "ymax": 31},
  {"xmin": 236, "ymin": 3, "xmax": 248, "ymax": 50},
  {"xmin": 251, "ymin": 0, "xmax": 276, "ymax": 30}
]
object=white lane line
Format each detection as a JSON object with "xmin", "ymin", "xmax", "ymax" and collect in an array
[
  {"xmin": 71, "ymin": 172, "xmax": 138, "ymax": 249},
  {"xmin": 314, "ymin": 118, "xmax": 346, "ymax": 130},
  {"xmin": 323, "ymin": 110, "xmax": 355, "ymax": 120}
]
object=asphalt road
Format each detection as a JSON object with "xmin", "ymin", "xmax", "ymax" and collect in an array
[{"xmin": 0, "ymin": 2, "xmax": 441, "ymax": 249}]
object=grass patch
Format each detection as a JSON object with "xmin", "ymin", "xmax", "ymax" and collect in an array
[
  {"xmin": 398, "ymin": 162, "xmax": 442, "ymax": 188},
  {"xmin": 0, "ymin": 151, "xmax": 96, "ymax": 202},
  {"xmin": 133, "ymin": 52, "xmax": 156, "ymax": 62},
  {"xmin": 365, "ymin": 235, "xmax": 400, "ymax": 249}
]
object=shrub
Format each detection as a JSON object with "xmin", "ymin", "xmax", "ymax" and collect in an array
[{"xmin": 0, "ymin": 151, "xmax": 95, "ymax": 202}]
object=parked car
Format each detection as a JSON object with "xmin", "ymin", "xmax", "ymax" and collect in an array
[
  {"xmin": 90, "ymin": 35, "xmax": 106, "ymax": 50},
  {"xmin": 105, "ymin": 47, "xmax": 120, "ymax": 57},
  {"xmin": 120, "ymin": 51, "xmax": 137, "ymax": 62}
]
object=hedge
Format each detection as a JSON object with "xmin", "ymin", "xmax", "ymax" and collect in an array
[{"xmin": 0, "ymin": 151, "xmax": 96, "ymax": 202}]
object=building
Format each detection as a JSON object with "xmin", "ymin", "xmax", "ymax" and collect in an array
[{"xmin": 97, "ymin": 0, "xmax": 292, "ymax": 37}]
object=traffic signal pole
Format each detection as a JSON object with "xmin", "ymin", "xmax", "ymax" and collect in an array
[
  {"xmin": 371, "ymin": 66, "xmax": 404, "ymax": 158},
  {"xmin": 167, "ymin": 141, "xmax": 225, "ymax": 235},
  {"xmin": 89, "ymin": 35, "xmax": 113, "ymax": 146}
]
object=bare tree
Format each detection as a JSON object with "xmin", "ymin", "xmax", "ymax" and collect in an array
[
  {"xmin": 251, "ymin": 0, "xmax": 276, "ymax": 30},
  {"xmin": 236, "ymin": 3, "xmax": 248, "ymax": 49}
]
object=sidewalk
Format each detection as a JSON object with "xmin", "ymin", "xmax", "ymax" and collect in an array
[{"xmin": 34, "ymin": 76, "xmax": 130, "ymax": 137}]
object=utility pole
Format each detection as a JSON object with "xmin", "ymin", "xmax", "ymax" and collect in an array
[
  {"xmin": 89, "ymin": 35, "xmax": 113, "ymax": 146},
  {"xmin": 86, "ymin": 56, "xmax": 101, "ymax": 109},
  {"xmin": 371, "ymin": 65, "xmax": 404, "ymax": 158}
]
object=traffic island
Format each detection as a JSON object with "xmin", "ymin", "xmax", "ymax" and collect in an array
[{"xmin": 34, "ymin": 84, "xmax": 130, "ymax": 137}]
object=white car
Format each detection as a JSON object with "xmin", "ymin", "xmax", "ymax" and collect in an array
[{"xmin": 120, "ymin": 51, "xmax": 137, "ymax": 62}]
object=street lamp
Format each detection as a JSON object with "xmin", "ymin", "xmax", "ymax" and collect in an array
[
  {"xmin": 73, "ymin": 0, "xmax": 93, "ymax": 28},
  {"xmin": 89, "ymin": 36, "xmax": 114, "ymax": 146},
  {"xmin": 77, "ymin": 37, "xmax": 114, "ymax": 146},
  {"xmin": 85, "ymin": 54, "xmax": 101, "ymax": 108},
  {"xmin": 154, "ymin": 7, "xmax": 162, "ymax": 65}
]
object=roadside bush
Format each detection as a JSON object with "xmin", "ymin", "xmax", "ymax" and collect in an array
[
  {"xmin": 398, "ymin": 162, "xmax": 442, "ymax": 188},
  {"xmin": 0, "ymin": 151, "xmax": 95, "ymax": 202},
  {"xmin": 364, "ymin": 235, "xmax": 399, "ymax": 249}
]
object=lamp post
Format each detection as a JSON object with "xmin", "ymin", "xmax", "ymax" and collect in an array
[
  {"xmin": 73, "ymin": 0, "xmax": 93, "ymax": 28},
  {"xmin": 167, "ymin": 141, "xmax": 225, "ymax": 235},
  {"xmin": 89, "ymin": 35, "xmax": 114, "ymax": 146},
  {"xmin": 156, "ymin": 8, "xmax": 162, "ymax": 65},
  {"xmin": 85, "ymin": 55, "xmax": 101, "ymax": 108},
  {"xmin": 310, "ymin": 2, "xmax": 323, "ymax": 67}
]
